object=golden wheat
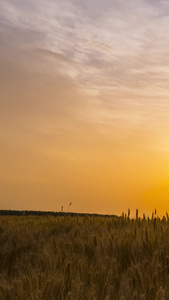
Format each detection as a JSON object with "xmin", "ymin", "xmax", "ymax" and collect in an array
[{"xmin": 0, "ymin": 213, "xmax": 169, "ymax": 299}]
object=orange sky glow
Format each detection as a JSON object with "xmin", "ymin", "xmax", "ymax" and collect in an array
[{"xmin": 1, "ymin": 0, "xmax": 169, "ymax": 216}]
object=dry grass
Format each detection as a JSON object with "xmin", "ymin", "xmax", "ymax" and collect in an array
[{"xmin": 0, "ymin": 213, "xmax": 169, "ymax": 299}]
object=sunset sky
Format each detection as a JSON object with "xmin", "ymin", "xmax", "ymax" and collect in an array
[{"xmin": 1, "ymin": 0, "xmax": 169, "ymax": 216}]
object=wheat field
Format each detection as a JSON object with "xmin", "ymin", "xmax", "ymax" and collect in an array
[{"xmin": 0, "ymin": 212, "xmax": 169, "ymax": 299}]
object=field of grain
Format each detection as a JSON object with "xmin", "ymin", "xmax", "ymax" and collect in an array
[{"xmin": 0, "ymin": 213, "xmax": 169, "ymax": 299}]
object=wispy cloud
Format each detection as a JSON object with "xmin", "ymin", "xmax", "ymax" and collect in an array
[
  {"xmin": 1, "ymin": 0, "xmax": 169, "ymax": 116},
  {"xmin": 1, "ymin": 0, "xmax": 169, "ymax": 90}
]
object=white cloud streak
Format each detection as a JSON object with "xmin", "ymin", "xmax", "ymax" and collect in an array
[{"xmin": 1, "ymin": 0, "xmax": 169, "ymax": 133}]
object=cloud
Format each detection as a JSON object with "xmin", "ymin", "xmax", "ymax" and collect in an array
[
  {"xmin": 1, "ymin": 0, "xmax": 169, "ymax": 91},
  {"xmin": 1, "ymin": 0, "xmax": 169, "ymax": 120},
  {"xmin": 1, "ymin": 0, "xmax": 169, "ymax": 138}
]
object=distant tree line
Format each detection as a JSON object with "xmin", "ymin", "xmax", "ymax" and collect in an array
[{"xmin": 0, "ymin": 210, "xmax": 118, "ymax": 218}]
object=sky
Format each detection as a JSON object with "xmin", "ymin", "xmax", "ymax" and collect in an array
[{"xmin": 1, "ymin": 0, "xmax": 169, "ymax": 216}]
